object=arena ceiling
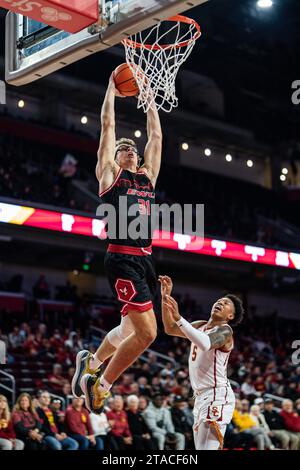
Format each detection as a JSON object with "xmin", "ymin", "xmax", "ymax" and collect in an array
[{"xmin": 1, "ymin": 0, "xmax": 300, "ymax": 145}]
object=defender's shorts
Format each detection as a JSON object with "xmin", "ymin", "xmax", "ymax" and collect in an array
[
  {"xmin": 193, "ymin": 386, "xmax": 235, "ymax": 449},
  {"xmin": 193, "ymin": 386, "xmax": 235, "ymax": 426}
]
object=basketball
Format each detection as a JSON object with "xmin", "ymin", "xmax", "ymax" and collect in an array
[{"xmin": 113, "ymin": 63, "xmax": 139, "ymax": 97}]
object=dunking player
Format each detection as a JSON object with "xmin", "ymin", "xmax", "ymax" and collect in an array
[
  {"xmin": 72, "ymin": 73, "xmax": 162, "ymax": 413},
  {"xmin": 159, "ymin": 275, "xmax": 244, "ymax": 450}
]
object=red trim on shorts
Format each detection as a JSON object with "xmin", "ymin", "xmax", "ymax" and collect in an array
[
  {"xmin": 217, "ymin": 387, "xmax": 228, "ymax": 422},
  {"xmin": 207, "ymin": 350, "xmax": 217, "ymax": 420},
  {"xmin": 108, "ymin": 244, "xmax": 152, "ymax": 256},
  {"xmin": 218, "ymin": 405, "xmax": 224, "ymax": 422},
  {"xmin": 121, "ymin": 300, "xmax": 153, "ymax": 316},
  {"xmin": 99, "ymin": 167, "xmax": 122, "ymax": 197},
  {"xmin": 213, "ymin": 350, "xmax": 217, "ymax": 399}
]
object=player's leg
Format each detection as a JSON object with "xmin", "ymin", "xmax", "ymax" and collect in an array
[
  {"xmin": 98, "ymin": 308, "xmax": 157, "ymax": 384},
  {"xmin": 81, "ymin": 308, "xmax": 157, "ymax": 413},
  {"xmin": 194, "ymin": 421, "xmax": 227, "ymax": 450},
  {"xmin": 71, "ymin": 315, "xmax": 134, "ymax": 397},
  {"xmin": 90, "ymin": 315, "xmax": 135, "ymax": 367}
]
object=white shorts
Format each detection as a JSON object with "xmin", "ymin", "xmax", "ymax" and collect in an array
[
  {"xmin": 193, "ymin": 386, "xmax": 235, "ymax": 450},
  {"xmin": 193, "ymin": 385, "xmax": 235, "ymax": 426}
]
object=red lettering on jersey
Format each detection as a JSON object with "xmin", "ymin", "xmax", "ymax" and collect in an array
[{"xmin": 191, "ymin": 344, "xmax": 198, "ymax": 361}]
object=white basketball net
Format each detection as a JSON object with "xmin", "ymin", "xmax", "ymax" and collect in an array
[{"xmin": 122, "ymin": 16, "xmax": 201, "ymax": 113}]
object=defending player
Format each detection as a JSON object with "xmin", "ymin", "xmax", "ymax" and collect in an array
[{"xmin": 159, "ymin": 275, "xmax": 244, "ymax": 450}]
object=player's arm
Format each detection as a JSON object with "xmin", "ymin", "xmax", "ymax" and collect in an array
[
  {"xmin": 142, "ymin": 101, "xmax": 162, "ymax": 187},
  {"xmin": 206, "ymin": 326, "xmax": 232, "ymax": 350},
  {"xmin": 96, "ymin": 74, "xmax": 120, "ymax": 189},
  {"xmin": 159, "ymin": 275, "xmax": 205, "ymax": 337},
  {"xmin": 163, "ymin": 295, "xmax": 232, "ymax": 350}
]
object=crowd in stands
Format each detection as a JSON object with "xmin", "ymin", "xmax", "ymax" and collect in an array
[
  {"xmin": 1, "ymin": 282, "xmax": 299, "ymax": 450},
  {"xmin": 1, "ymin": 385, "xmax": 300, "ymax": 451},
  {"xmin": 0, "ymin": 134, "xmax": 299, "ymax": 250}
]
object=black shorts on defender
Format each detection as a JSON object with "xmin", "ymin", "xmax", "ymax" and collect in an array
[{"xmin": 104, "ymin": 246, "xmax": 157, "ymax": 316}]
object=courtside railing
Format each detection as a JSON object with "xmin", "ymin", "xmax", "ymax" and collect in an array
[{"xmin": 0, "ymin": 369, "xmax": 16, "ymax": 406}]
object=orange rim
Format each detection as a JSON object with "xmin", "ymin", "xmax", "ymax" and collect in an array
[{"xmin": 122, "ymin": 15, "xmax": 201, "ymax": 51}]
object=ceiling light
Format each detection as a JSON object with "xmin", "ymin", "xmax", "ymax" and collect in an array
[{"xmin": 257, "ymin": 0, "xmax": 273, "ymax": 9}]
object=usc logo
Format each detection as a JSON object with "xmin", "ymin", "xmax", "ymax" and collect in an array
[{"xmin": 208, "ymin": 405, "xmax": 221, "ymax": 420}]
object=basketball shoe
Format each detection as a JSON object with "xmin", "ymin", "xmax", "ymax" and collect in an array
[
  {"xmin": 80, "ymin": 374, "xmax": 111, "ymax": 414},
  {"xmin": 71, "ymin": 350, "xmax": 102, "ymax": 398}
]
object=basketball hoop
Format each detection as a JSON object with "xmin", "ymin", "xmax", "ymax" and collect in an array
[{"xmin": 122, "ymin": 15, "xmax": 201, "ymax": 113}]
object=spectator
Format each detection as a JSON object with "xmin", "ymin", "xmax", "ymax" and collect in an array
[
  {"xmin": 139, "ymin": 396, "xmax": 150, "ymax": 413},
  {"xmin": 280, "ymin": 399, "xmax": 300, "ymax": 449},
  {"xmin": 60, "ymin": 382, "xmax": 72, "ymax": 401},
  {"xmin": 147, "ymin": 353, "xmax": 160, "ymax": 376},
  {"xmin": 254, "ymin": 376, "xmax": 266, "ymax": 395},
  {"xmin": 296, "ymin": 398, "xmax": 300, "ymax": 417},
  {"xmin": 171, "ymin": 396, "xmax": 193, "ymax": 449},
  {"xmin": 64, "ymin": 332, "xmax": 83, "ymax": 353},
  {"xmin": 126, "ymin": 395, "xmax": 157, "ymax": 450},
  {"xmin": 12, "ymin": 393, "xmax": 45, "ymax": 450},
  {"xmin": 263, "ymin": 399, "xmax": 295, "ymax": 450},
  {"xmin": 0, "ymin": 395, "xmax": 24, "ymax": 450},
  {"xmin": 48, "ymin": 364, "xmax": 68, "ymax": 393},
  {"xmin": 233, "ymin": 399, "xmax": 271, "ymax": 450},
  {"xmin": 137, "ymin": 377, "xmax": 151, "ymax": 397},
  {"xmin": 33, "ymin": 275, "xmax": 50, "ymax": 299},
  {"xmin": 241, "ymin": 376, "xmax": 259, "ymax": 400},
  {"xmin": 8, "ymin": 327, "xmax": 23, "ymax": 350},
  {"xmin": 143, "ymin": 394, "xmax": 185, "ymax": 450},
  {"xmin": 254, "ymin": 397, "xmax": 265, "ymax": 412},
  {"xmin": 224, "ymin": 421, "xmax": 254, "ymax": 450},
  {"xmin": 65, "ymin": 398, "xmax": 104, "ymax": 450},
  {"xmin": 36, "ymin": 390, "xmax": 78, "ymax": 450},
  {"xmin": 106, "ymin": 395, "xmax": 133, "ymax": 450},
  {"xmin": 183, "ymin": 396, "xmax": 194, "ymax": 429},
  {"xmin": 50, "ymin": 398, "xmax": 65, "ymax": 424},
  {"xmin": 89, "ymin": 412, "xmax": 111, "ymax": 449},
  {"xmin": 250, "ymin": 405, "xmax": 275, "ymax": 449},
  {"xmin": 119, "ymin": 374, "xmax": 134, "ymax": 396}
]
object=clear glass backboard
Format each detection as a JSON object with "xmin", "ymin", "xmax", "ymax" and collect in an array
[{"xmin": 5, "ymin": 0, "xmax": 209, "ymax": 86}]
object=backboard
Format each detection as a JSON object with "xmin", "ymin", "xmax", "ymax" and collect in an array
[{"xmin": 5, "ymin": 0, "xmax": 209, "ymax": 86}]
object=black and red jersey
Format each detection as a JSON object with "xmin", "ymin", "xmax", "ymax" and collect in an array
[{"xmin": 99, "ymin": 167, "xmax": 155, "ymax": 249}]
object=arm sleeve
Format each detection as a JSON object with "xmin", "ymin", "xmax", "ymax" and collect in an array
[{"xmin": 176, "ymin": 317, "xmax": 210, "ymax": 351}]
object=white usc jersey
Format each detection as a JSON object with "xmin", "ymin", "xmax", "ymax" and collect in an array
[{"xmin": 188, "ymin": 323, "xmax": 233, "ymax": 393}]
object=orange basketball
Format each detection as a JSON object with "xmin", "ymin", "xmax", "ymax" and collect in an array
[{"xmin": 113, "ymin": 63, "xmax": 139, "ymax": 97}]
